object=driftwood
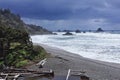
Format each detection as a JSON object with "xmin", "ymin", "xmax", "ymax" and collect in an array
[
  {"xmin": 2, "ymin": 68, "xmax": 54, "ymax": 76},
  {"xmin": 0, "ymin": 73, "xmax": 20, "ymax": 80},
  {"xmin": 0, "ymin": 73, "xmax": 8, "ymax": 80},
  {"xmin": 66, "ymin": 69, "xmax": 90, "ymax": 80},
  {"xmin": 0, "ymin": 68, "xmax": 54, "ymax": 80},
  {"xmin": 36, "ymin": 58, "xmax": 47, "ymax": 68},
  {"xmin": 66, "ymin": 69, "xmax": 71, "ymax": 80}
]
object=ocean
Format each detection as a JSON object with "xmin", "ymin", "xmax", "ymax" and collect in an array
[{"xmin": 31, "ymin": 31, "xmax": 120, "ymax": 64}]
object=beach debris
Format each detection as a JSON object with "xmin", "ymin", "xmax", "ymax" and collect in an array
[
  {"xmin": 1, "ymin": 68, "xmax": 54, "ymax": 79},
  {"xmin": 13, "ymin": 74, "xmax": 20, "ymax": 80},
  {"xmin": 66, "ymin": 69, "xmax": 71, "ymax": 80},
  {"xmin": 0, "ymin": 73, "xmax": 8, "ymax": 80},
  {"xmin": 7, "ymin": 73, "xmax": 20, "ymax": 80},
  {"xmin": 66, "ymin": 69, "xmax": 90, "ymax": 80},
  {"xmin": 0, "ymin": 73, "xmax": 20, "ymax": 80},
  {"xmin": 80, "ymin": 74, "xmax": 89, "ymax": 80},
  {"xmin": 36, "ymin": 58, "xmax": 47, "ymax": 68}
]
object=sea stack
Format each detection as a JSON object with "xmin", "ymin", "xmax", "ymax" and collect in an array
[
  {"xmin": 75, "ymin": 29, "xmax": 81, "ymax": 33},
  {"xmin": 96, "ymin": 28, "xmax": 104, "ymax": 32},
  {"xmin": 63, "ymin": 31, "xmax": 73, "ymax": 35}
]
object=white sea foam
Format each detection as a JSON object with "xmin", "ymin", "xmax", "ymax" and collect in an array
[{"xmin": 31, "ymin": 32, "xmax": 120, "ymax": 63}]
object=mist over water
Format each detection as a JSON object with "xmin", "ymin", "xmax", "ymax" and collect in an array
[{"xmin": 31, "ymin": 32, "xmax": 120, "ymax": 63}]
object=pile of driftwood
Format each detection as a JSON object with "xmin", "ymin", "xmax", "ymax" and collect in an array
[
  {"xmin": 0, "ymin": 68, "xmax": 54, "ymax": 80},
  {"xmin": 0, "ymin": 58, "xmax": 51, "ymax": 80}
]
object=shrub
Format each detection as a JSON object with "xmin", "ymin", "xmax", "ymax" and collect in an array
[{"xmin": 15, "ymin": 60, "xmax": 28, "ymax": 68}]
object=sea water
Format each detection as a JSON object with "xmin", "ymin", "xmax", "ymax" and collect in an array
[{"xmin": 31, "ymin": 32, "xmax": 120, "ymax": 64}]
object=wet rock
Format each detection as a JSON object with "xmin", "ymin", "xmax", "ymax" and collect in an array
[
  {"xmin": 53, "ymin": 33, "xmax": 57, "ymax": 35},
  {"xmin": 83, "ymin": 31, "xmax": 86, "ymax": 33},
  {"xmin": 63, "ymin": 32, "xmax": 73, "ymax": 35},
  {"xmin": 75, "ymin": 29, "xmax": 81, "ymax": 33},
  {"xmin": 96, "ymin": 28, "xmax": 104, "ymax": 32}
]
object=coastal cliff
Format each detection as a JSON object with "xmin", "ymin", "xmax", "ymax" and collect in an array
[{"xmin": 0, "ymin": 9, "xmax": 52, "ymax": 35}]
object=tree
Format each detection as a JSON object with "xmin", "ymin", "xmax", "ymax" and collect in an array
[{"xmin": 0, "ymin": 23, "xmax": 33, "ymax": 67}]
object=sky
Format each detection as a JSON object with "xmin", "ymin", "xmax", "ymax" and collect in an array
[{"xmin": 0, "ymin": 0, "xmax": 120, "ymax": 31}]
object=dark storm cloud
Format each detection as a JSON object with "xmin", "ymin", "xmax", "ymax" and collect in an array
[
  {"xmin": 0, "ymin": 0, "xmax": 74, "ymax": 20},
  {"xmin": 0, "ymin": 0, "xmax": 120, "ymax": 30},
  {"xmin": 0, "ymin": 0, "xmax": 120, "ymax": 20},
  {"xmin": 0, "ymin": 0, "xmax": 117, "ymax": 20}
]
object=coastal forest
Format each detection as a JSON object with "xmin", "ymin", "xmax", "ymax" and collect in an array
[{"xmin": 0, "ymin": 9, "xmax": 49, "ymax": 68}]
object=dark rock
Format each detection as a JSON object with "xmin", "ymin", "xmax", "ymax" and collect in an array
[
  {"xmin": 96, "ymin": 28, "xmax": 104, "ymax": 32},
  {"xmin": 63, "ymin": 32, "xmax": 73, "ymax": 35},
  {"xmin": 75, "ymin": 29, "xmax": 81, "ymax": 33},
  {"xmin": 83, "ymin": 31, "xmax": 86, "ymax": 33},
  {"xmin": 53, "ymin": 33, "xmax": 57, "ymax": 35}
]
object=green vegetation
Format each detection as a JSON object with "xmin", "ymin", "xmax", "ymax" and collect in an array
[
  {"xmin": 0, "ymin": 8, "xmax": 50, "ymax": 68},
  {"xmin": 33, "ymin": 45, "xmax": 48, "ymax": 60},
  {"xmin": 16, "ymin": 60, "xmax": 28, "ymax": 68},
  {"xmin": 0, "ymin": 16, "xmax": 48, "ymax": 68}
]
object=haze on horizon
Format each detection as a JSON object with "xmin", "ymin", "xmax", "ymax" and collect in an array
[{"xmin": 0, "ymin": 0, "xmax": 120, "ymax": 31}]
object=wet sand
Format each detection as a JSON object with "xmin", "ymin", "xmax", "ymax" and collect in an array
[{"xmin": 28, "ymin": 44, "xmax": 120, "ymax": 80}]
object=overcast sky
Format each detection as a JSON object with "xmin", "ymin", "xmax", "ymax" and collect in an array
[{"xmin": 0, "ymin": 0, "xmax": 120, "ymax": 30}]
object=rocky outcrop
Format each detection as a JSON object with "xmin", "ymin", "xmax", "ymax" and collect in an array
[
  {"xmin": 96, "ymin": 28, "xmax": 104, "ymax": 32},
  {"xmin": 63, "ymin": 32, "xmax": 73, "ymax": 35},
  {"xmin": 26, "ymin": 24, "xmax": 52, "ymax": 35},
  {"xmin": 0, "ymin": 9, "xmax": 52, "ymax": 35},
  {"xmin": 75, "ymin": 29, "xmax": 81, "ymax": 33}
]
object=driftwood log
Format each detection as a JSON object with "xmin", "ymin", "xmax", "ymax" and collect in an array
[{"xmin": 1, "ymin": 68, "xmax": 54, "ymax": 77}]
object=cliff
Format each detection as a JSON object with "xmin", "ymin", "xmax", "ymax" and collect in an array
[{"xmin": 0, "ymin": 9, "xmax": 52, "ymax": 34}]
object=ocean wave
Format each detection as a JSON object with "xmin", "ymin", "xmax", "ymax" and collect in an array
[{"xmin": 31, "ymin": 32, "xmax": 120, "ymax": 63}]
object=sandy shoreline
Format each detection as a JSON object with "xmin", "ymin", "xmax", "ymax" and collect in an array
[{"xmin": 28, "ymin": 43, "xmax": 120, "ymax": 80}]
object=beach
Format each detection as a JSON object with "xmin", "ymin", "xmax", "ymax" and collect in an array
[{"xmin": 28, "ymin": 44, "xmax": 120, "ymax": 80}]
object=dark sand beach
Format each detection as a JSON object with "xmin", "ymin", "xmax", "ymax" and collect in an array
[{"xmin": 28, "ymin": 44, "xmax": 120, "ymax": 80}]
